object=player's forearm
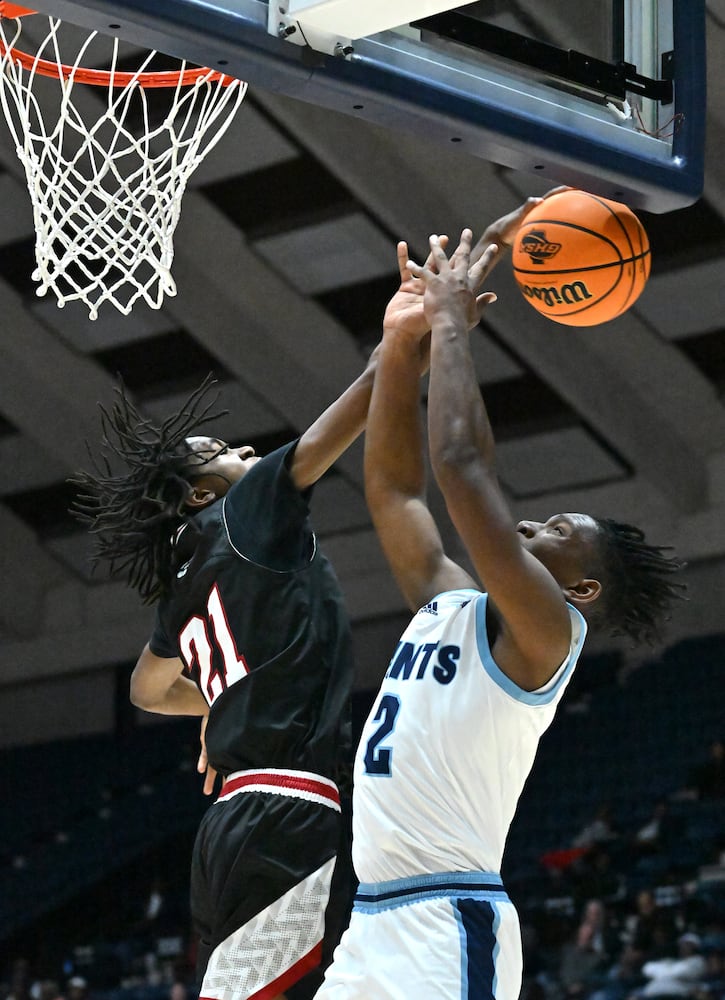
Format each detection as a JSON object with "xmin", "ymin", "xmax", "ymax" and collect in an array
[
  {"xmin": 470, "ymin": 195, "xmax": 544, "ymax": 266},
  {"xmin": 364, "ymin": 333, "xmax": 426, "ymax": 511},
  {"xmin": 428, "ymin": 317, "xmax": 495, "ymax": 481},
  {"xmin": 471, "ymin": 227, "xmax": 508, "ymax": 269},
  {"xmin": 292, "ymin": 347, "xmax": 379, "ymax": 490},
  {"xmin": 131, "ymin": 675, "xmax": 209, "ymax": 717}
]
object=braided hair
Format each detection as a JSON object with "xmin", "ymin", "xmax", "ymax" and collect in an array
[
  {"xmin": 589, "ymin": 517, "xmax": 686, "ymax": 646},
  {"xmin": 71, "ymin": 376, "xmax": 227, "ymax": 604}
]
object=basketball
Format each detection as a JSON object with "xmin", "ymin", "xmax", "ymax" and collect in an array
[{"xmin": 511, "ymin": 189, "xmax": 651, "ymax": 327}]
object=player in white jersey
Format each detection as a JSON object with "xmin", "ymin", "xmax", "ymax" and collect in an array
[
  {"xmin": 353, "ymin": 588, "xmax": 586, "ymax": 884},
  {"xmin": 316, "ymin": 205, "xmax": 684, "ymax": 1000}
]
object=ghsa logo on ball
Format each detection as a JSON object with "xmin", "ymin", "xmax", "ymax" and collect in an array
[{"xmin": 519, "ymin": 230, "xmax": 562, "ymax": 264}]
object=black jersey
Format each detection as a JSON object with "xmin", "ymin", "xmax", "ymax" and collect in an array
[{"xmin": 149, "ymin": 441, "xmax": 353, "ymax": 787}]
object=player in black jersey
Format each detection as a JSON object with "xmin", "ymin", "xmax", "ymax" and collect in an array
[{"xmin": 72, "ymin": 354, "xmax": 381, "ymax": 1000}]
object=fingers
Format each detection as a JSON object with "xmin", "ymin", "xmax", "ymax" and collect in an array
[
  {"xmin": 428, "ymin": 234, "xmax": 452, "ymax": 275},
  {"xmin": 424, "ymin": 233, "xmax": 448, "ymax": 272},
  {"xmin": 469, "ymin": 242, "xmax": 500, "ymax": 288},
  {"xmin": 477, "ymin": 291, "xmax": 498, "ymax": 309},
  {"xmin": 399, "ymin": 234, "xmax": 451, "ymax": 280},
  {"xmin": 197, "ymin": 744, "xmax": 217, "ymax": 796},
  {"xmin": 407, "ymin": 235, "xmax": 448, "ymax": 280},
  {"xmin": 458, "ymin": 228, "xmax": 473, "ymax": 250},
  {"xmin": 197, "ymin": 717, "xmax": 207, "ymax": 771},
  {"xmin": 396, "ymin": 240, "xmax": 411, "ymax": 282},
  {"xmin": 406, "ymin": 228, "xmax": 483, "ymax": 280},
  {"xmin": 198, "ymin": 714, "xmax": 211, "ymax": 794},
  {"xmin": 203, "ymin": 765, "xmax": 218, "ymax": 797},
  {"xmin": 406, "ymin": 257, "xmax": 426, "ymax": 279},
  {"xmin": 542, "ymin": 185, "xmax": 572, "ymax": 199},
  {"xmin": 430, "ymin": 229, "xmax": 472, "ymax": 274},
  {"xmin": 448, "ymin": 228, "xmax": 473, "ymax": 270},
  {"xmin": 469, "ymin": 290, "xmax": 498, "ymax": 328}
]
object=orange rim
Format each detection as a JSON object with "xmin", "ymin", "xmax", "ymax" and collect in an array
[
  {"xmin": 0, "ymin": 3, "xmax": 236, "ymax": 87},
  {"xmin": 0, "ymin": 3, "xmax": 36, "ymax": 17}
]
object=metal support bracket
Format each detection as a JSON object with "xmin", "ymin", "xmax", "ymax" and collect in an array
[{"xmin": 412, "ymin": 12, "xmax": 674, "ymax": 104}]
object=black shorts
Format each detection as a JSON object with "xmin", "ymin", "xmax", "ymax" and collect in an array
[{"xmin": 191, "ymin": 770, "xmax": 354, "ymax": 1000}]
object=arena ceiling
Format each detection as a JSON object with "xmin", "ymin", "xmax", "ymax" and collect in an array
[{"xmin": 1, "ymin": 2, "xmax": 725, "ymax": 745}]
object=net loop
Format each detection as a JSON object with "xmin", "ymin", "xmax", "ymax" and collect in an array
[{"xmin": 0, "ymin": 6, "xmax": 247, "ymax": 318}]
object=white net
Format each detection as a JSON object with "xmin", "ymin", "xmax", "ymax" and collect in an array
[{"xmin": 0, "ymin": 13, "xmax": 247, "ymax": 319}]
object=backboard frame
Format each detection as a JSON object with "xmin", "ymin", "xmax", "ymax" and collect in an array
[{"xmin": 8, "ymin": 0, "xmax": 706, "ymax": 212}]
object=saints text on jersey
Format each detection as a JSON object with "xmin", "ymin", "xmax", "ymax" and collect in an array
[{"xmin": 385, "ymin": 639, "xmax": 458, "ymax": 685}]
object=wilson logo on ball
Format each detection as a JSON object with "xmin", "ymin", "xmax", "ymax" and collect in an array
[
  {"xmin": 521, "ymin": 281, "xmax": 593, "ymax": 307},
  {"xmin": 519, "ymin": 230, "xmax": 562, "ymax": 264}
]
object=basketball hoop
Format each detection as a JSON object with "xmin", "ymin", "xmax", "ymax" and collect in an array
[{"xmin": 0, "ymin": 3, "xmax": 248, "ymax": 318}]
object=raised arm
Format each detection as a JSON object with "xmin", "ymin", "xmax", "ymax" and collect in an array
[
  {"xmin": 364, "ymin": 242, "xmax": 476, "ymax": 613},
  {"xmin": 290, "ymin": 194, "xmax": 552, "ymax": 492},
  {"xmin": 469, "ymin": 188, "xmax": 568, "ymax": 266},
  {"xmin": 289, "ymin": 346, "xmax": 378, "ymax": 490},
  {"xmin": 415, "ymin": 231, "xmax": 573, "ymax": 689}
]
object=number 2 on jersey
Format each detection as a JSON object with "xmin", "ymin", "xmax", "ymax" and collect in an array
[{"xmin": 363, "ymin": 694, "xmax": 400, "ymax": 776}]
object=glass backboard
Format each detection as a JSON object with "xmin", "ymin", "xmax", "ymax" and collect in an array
[{"xmin": 3, "ymin": 0, "xmax": 706, "ymax": 212}]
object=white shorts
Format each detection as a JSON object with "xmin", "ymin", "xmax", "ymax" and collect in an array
[{"xmin": 315, "ymin": 871, "xmax": 523, "ymax": 1000}]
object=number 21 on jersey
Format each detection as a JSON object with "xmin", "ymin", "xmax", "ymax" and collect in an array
[{"xmin": 179, "ymin": 583, "xmax": 250, "ymax": 705}]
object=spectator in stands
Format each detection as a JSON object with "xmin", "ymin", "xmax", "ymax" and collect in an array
[
  {"xmin": 573, "ymin": 803, "xmax": 620, "ymax": 850},
  {"xmin": 582, "ymin": 900, "xmax": 620, "ymax": 961},
  {"xmin": 617, "ymin": 889, "xmax": 679, "ymax": 982},
  {"xmin": 574, "ymin": 847, "xmax": 628, "ymax": 908},
  {"xmin": 64, "ymin": 979, "xmax": 87, "ymax": 1000},
  {"xmin": 633, "ymin": 801, "xmax": 678, "ymax": 856},
  {"xmin": 586, "ymin": 891, "xmax": 681, "ymax": 1000},
  {"xmin": 559, "ymin": 900, "xmax": 613, "ymax": 1000},
  {"xmin": 541, "ymin": 804, "xmax": 622, "ymax": 895},
  {"xmin": 634, "ymin": 932, "xmax": 707, "ymax": 998}
]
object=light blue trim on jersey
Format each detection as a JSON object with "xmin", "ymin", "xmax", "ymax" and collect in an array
[
  {"xmin": 423, "ymin": 588, "xmax": 482, "ymax": 608},
  {"xmin": 474, "ymin": 593, "xmax": 587, "ymax": 705},
  {"xmin": 353, "ymin": 871, "xmax": 508, "ymax": 915}
]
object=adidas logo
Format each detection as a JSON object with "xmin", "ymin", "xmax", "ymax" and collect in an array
[{"xmin": 419, "ymin": 601, "xmax": 438, "ymax": 616}]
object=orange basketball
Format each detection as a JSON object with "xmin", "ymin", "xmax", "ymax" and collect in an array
[{"xmin": 511, "ymin": 189, "xmax": 651, "ymax": 327}]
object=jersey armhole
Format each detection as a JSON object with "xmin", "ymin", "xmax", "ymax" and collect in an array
[{"xmin": 474, "ymin": 595, "xmax": 587, "ymax": 706}]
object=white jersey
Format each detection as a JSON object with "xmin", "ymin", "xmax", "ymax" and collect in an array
[{"xmin": 352, "ymin": 589, "xmax": 587, "ymax": 883}]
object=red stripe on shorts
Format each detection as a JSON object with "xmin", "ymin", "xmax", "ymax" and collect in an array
[{"xmin": 218, "ymin": 770, "xmax": 341, "ymax": 808}]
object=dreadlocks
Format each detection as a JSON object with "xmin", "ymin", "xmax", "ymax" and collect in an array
[
  {"xmin": 71, "ymin": 375, "xmax": 227, "ymax": 604},
  {"xmin": 589, "ymin": 517, "xmax": 686, "ymax": 646}
]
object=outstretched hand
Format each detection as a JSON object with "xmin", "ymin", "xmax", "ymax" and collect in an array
[
  {"xmin": 383, "ymin": 236, "xmax": 450, "ymax": 339},
  {"xmin": 471, "ymin": 186, "xmax": 571, "ymax": 265},
  {"xmin": 408, "ymin": 230, "xmax": 499, "ymax": 330}
]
